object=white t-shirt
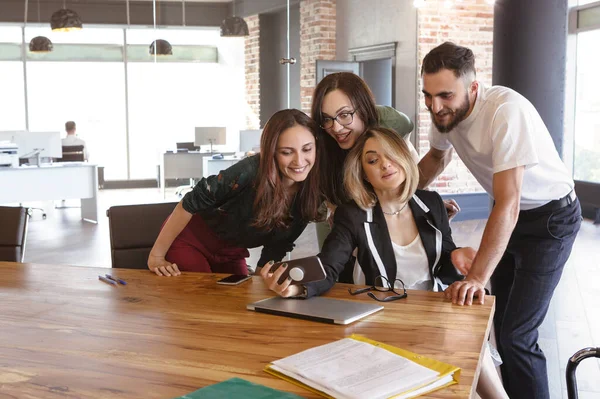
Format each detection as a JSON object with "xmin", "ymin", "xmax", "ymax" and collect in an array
[
  {"xmin": 429, "ymin": 84, "xmax": 573, "ymax": 210},
  {"xmin": 392, "ymin": 234, "xmax": 432, "ymax": 291},
  {"xmin": 62, "ymin": 135, "xmax": 89, "ymax": 161}
]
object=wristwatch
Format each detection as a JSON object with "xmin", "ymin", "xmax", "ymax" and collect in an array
[
  {"xmin": 300, "ymin": 285, "xmax": 308, "ymax": 298},
  {"xmin": 293, "ymin": 285, "xmax": 308, "ymax": 299}
]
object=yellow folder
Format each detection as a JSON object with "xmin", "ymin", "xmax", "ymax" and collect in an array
[{"xmin": 264, "ymin": 334, "xmax": 461, "ymax": 399}]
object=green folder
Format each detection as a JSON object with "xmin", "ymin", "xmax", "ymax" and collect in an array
[{"xmin": 174, "ymin": 377, "xmax": 305, "ymax": 399}]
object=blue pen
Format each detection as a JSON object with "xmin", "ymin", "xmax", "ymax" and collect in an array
[
  {"xmin": 99, "ymin": 275, "xmax": 117, "ymax": 286},
  {"xmin": 106, "ymin": 274, "xmax": 127, "ymax": 285}
]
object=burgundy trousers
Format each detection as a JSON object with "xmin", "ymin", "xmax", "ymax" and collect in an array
[{"xmin": 164, "ymin": 214, "xmax": 249, "ymax": 275}]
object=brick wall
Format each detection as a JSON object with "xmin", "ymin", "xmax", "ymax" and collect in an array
[
  {"xmin": 417, "ymin": 0, "xmax": 494, "ymax": 194},
  {"xmin": 299, "ymin": 0, "xmax": 337, "ymax": 114},
  {"xmin": 245, "ymin": 15, "xmax": 260, "ymax": 129}
]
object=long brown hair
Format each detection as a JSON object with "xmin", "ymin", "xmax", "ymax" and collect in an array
[
  {"xmin": 310, "ymin": 72, "xmax": 379, "ymax": 206},
  {"xmin": 253, "ymin": 109, "xmax": 323, "ymax": 230}
]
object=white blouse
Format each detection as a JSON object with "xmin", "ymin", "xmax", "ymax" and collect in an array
[{"xmin": 392, "ymin": 234, "xmax": 432, "ymax": 291}]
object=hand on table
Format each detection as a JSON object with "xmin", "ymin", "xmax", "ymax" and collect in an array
[
  {"xmin": 444, "ymin": 277, "xmax": 486, "ymax": 306},
  {"xmin": 148, "ymin": 255, "xmax": 181, "ymax": 277}
]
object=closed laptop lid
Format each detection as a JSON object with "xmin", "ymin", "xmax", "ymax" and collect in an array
[{"xmin": 247, "ymin": 296, "xmax": 383, "ymax": 325}]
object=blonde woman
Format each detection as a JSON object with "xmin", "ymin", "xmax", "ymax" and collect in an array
[{"xmin": 261, "ymin": 127, "xmax": 509, "ymax": 399}]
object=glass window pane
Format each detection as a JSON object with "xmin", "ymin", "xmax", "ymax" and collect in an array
[
  {"xmin": 0, "ymin": 43, "xmax": 22, "ymax": 61},
  {"xmin": 126, "ymin": 28, "xmax": 220, "ymax": 45},
  {"xmin": 579, "ymin": 0, "xmax": 600, "ymax": 5},
  {"xmin": 574, "ymin": 29, "xmax": 600, "ymax": 183},
  {"xmin": 26, "ymin": 44, "xmax": 123, "ymax": 62},
  {"xmin": 127, "ymin": 60, "xmax": 245, "ymax": 179},
  {"xmin": 126, "ymin": 28, "xmax": 244, "ymax": 179},
  {"xmin": 26, "ymin": 62, "xmax": 128, "ymax": 179},
  {"xmin": 578, "ymin": 5, "xmax": 600, "ymax": 30},
  {"xmin": 0, "ymin": 26, "xmax": 23, "ymax": 43},
  {"xmin": 25, "ymin": 27, "xmax": 124, "ymax": 45},
  {"xmin": 126, "ymin": 44, "xmax": 217, "ymax": 62},
  {"xmin": 0, "ymin": 61, "xmax": 26, "ymax": 131}
]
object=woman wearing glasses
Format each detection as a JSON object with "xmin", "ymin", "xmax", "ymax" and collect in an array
[
  {"xmin": 311, "ymin": 72, "xmax": 418, "ymax": 208},
  {"xmin": 260, "ymin": 127, "xmax": 508, "ymax": 399},
  {"xmin": 309, "ymin": 73, "xmax": 460, "ymax": 266},
  {"xmin": 311, "ymin": 72, "xmax": 459, "ymax": 218},
  {"xmin": 147, "ymin": 109, "xmax": 324, "ymax": 276}
]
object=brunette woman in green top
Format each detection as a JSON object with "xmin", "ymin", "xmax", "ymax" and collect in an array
[{"xmin": 147, "ymin": 109, "xmax": 324, "ymax": 276}]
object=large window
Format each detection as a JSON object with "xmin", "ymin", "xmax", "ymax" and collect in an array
[
  {"xmin": 24, "ymin": 27, "xmax": 127, "ymax": 179},
  {"xmin": 26, "ymin": 62, "xmax": 128, "ymax": 178},
  {"xmin": 0, "ymin": 27, "xmax": 26, "ymax": 131},
  {"xmin": 574, "ymin": 12, "xmax": 600, "ymax": 183},
  {"xmin": 126, "ymin": 28, "xmax": 244, "ymax": 179},
  {"xmin": 1, "ymin": 24, "xmax": 243, "ymax": 181}
]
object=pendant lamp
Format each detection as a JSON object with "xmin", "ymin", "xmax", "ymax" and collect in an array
[
  {"xmin": 149, "ymin": 39, "xmax": 173, "ymax": 56},
  {"xmin": 25, "ymin": 0, "xmax": 54, "ymax": 52},
  {"xmin": 50, "ymin": 0, "xmax": 82, "ymax": 32},
  {"xmin": 149, "ymin": 0, "xmax": 172, "ymax": 55},
  {"xmin": 29, "ymin": 36, "xmax": 54, "ymax": 52},
  {"xmin": 220, "ymin": 1, "xmax": 249, "ymax": 37}
]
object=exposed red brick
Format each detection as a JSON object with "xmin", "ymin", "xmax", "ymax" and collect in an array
[
  {"xmin": 416, "ymin": 0, "xmax": 493, "ymax": 195},
  {"xmin": 245, "ymin": 14, "xmax": 261, "ymax": 129}
]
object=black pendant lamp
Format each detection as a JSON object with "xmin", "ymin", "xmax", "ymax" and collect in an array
[
  {"xmin": 29, "ymin": 36, "xmax": 54, "ymax": 52},
  {"xmin": 220, "ymin": 1, "xmax": 249, "ymax": 37},
  {"xmin": 149, "ymin": 39, "xmax": 173, "ymax": 56},
  {"xmin": 26, "ymin": 0, "xmax": 53, "ymax": 53},
  {"xmin": 50, "ymin": 1, "xmax": 82, "ymax": 32},
  {"xmin": 149, "ymin": 0, "xmax": 172, "ymax": 56}
]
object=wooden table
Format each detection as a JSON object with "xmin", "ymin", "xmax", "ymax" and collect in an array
[{"xmin": 0, "ymin": 262, "xmax": 495, "ymax": 398}]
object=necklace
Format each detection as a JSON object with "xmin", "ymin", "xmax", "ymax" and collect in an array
[{"xmin": 381, "ymin": 202, "xmax": 408, "ymax": 216}]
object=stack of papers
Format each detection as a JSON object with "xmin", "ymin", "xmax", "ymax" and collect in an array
[{"xmin": 265, "ymin": 335, "xmax": 461, "ymax": 399}]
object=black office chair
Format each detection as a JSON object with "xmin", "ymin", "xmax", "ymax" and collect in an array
[
  {"xmin": 566, "ymin": 347, "xmax": 600, "ymax": 399},
  {"xmin": 57, "ymin": 145, "xmax": 85, "ymax": 162},
  {"xmin": 0, "ymin": 206, "xmax": 29, "ymax": 262},
  {"xmin": 107, "ymin": 202, "xmax": 178, "ymax": 269}
]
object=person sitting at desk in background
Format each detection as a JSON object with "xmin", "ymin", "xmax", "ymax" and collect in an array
[
  {"xmin": 260, "ymin": 127, "xmax": 509, "ymax": 399},
  {"xmin": 62, "ymin": 121, "xmax": 89, "ymax": 161},
  {"xmin": 148, "ymin": 109, "xmax": 324, "ymax": 277},
  {"xmin": 311, "ymin": 72, "xmax": 460, "ymax": 222}
]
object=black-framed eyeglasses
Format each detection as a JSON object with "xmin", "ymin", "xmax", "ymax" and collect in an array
[
  {"xmin": 320, "ymin": 110, "xmax": 356, "ymax": 129},
  {"xmin": 348, "ymin": 275, "xmax": 407, "ymax": 302}
]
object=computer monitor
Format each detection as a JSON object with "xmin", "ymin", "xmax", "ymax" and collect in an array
[
  {"xmin": 10, "ymin": 131, "xmax": 62, "ymax": 160},
  {"xmin": 194, "ymin": 127, "xmax": 226, "ymax": 153},
  {"xmin": 239, "ymin": 129, "xmax": 262, "ymax": 152},
  {"xmin": 176, "ymin": 142, "xmax": 199, "ymax": 151}
]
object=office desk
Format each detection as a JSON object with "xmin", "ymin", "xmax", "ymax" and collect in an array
[
  {"xmin": 161, "ymin": 152, "xmax": 237, "ymax": 198},
  {"xmin": 0, "ymin": 262, "xmax": 494, "ymax": 399},
  {"xmin": 0, "ymin": 163, "xmax": 98, "ymax": 223}
]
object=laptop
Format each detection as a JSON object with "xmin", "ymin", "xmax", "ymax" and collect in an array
[{"xmin": 247, "ymin": 296, "xmax": 383, "ymax": 325}]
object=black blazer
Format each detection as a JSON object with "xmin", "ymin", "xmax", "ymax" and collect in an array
[{"xmin": 307, "ymin": 189, "xmax": 464, "ymax": 297}]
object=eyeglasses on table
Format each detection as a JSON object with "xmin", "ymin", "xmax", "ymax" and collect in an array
[{"xmin": 348, "ymin": 275, "xmax": 407, "ymax": 302}]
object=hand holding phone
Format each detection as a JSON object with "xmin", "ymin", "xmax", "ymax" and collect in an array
[
  {"xmin": 216, "ymin": 274, "xmax": 252, "ymax": 285},
  {"xmin": 270, "ymin": 256, "xmax": 326, "ymax": 285}
]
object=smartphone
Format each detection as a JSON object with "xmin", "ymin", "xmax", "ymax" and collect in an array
[
  {"xmin": 216, "ymin": 274, "xmax": 252, "ymax": 285},
  {"xmin": 270, "ymin": 256, "xmax": 327, "ymax": 285}
]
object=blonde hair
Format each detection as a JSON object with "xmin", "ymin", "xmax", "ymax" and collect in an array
[{"xmin": 344, "ymin": 127, "xmax": 418, "ymax": 210}]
